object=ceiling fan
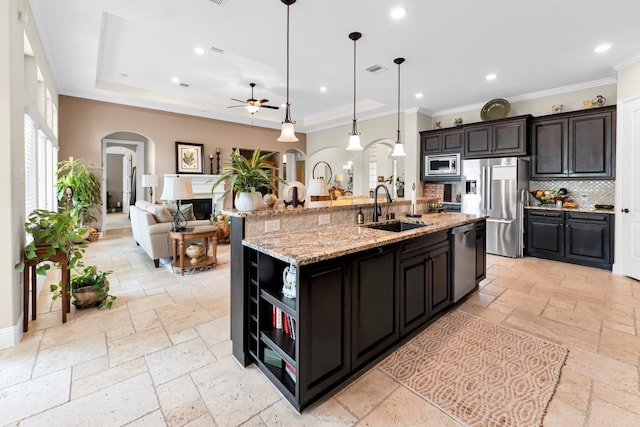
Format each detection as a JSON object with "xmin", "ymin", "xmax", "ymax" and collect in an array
[{"xmin": 228, "ymin": 83, "xmax": 279, "ymax": 114}]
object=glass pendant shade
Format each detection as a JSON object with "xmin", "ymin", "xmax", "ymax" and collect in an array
[
  {"xmin": 246, "ymin": 105, "xmax": 259, "ymax": 114},
  {"xmin": 392, "ymin": 140, "xmax": 407, "ymax": 157},
  {"xmin": 347, "ymin": 133, "xmax": 362, "ymax": 151}
]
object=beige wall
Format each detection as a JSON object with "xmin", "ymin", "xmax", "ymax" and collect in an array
[
  {"xmin": 617, "ymin": 62, "xmax": 640, "ymax": 101},
  {"xmin": 59, "ymin": 96, "xmax": 307, "ymax": 216}
]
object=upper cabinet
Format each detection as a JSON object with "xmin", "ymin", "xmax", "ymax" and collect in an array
[
  {"xmin": 531, "ymin": 106, "xmax": 615, "ymax": 179},
  {"xmin": 463, "ymin": 115, "xmax": 530, "ymax": 158},
  {"xmin": 420, "ymin": 128, "xmax": 464, "ymax": 154}
]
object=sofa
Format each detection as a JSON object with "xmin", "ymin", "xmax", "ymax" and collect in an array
[{"xmin": 130, "ymin": 200, "xmax": 213, "ymax": 267}]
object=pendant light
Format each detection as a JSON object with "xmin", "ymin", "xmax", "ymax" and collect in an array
[
  {"xmin": 346, "ymin": 32, "xmax": 363, "ymax": 151},
  {"xmin": 391, "ymin": 57, "xmax": 407, "ymax": 157},
  {"xmin": 277, "ymin": 0, "xmax": 299, "ymax": 142}
]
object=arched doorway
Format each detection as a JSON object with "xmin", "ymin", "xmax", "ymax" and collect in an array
[{"xmin": 101, "ymin": 131, "xmax": 154, "ymax": 231}]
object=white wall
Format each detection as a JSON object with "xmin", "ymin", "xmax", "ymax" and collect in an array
[{"xmin": 618, "ymin": 62, "xmax": 640, "ymax": 101}]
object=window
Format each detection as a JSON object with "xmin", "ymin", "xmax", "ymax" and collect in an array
[
  {"xmin": 368, "ymin": 161, "xmax": 377, "ymax": 190},
  {"xmin": 24, "ymin": 113, "xmax": 58, "ymax": 219}
]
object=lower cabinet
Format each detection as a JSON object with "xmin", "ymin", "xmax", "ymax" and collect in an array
[
  {"xmin": 526, "ymin": 209, "xmax": 614, "ymax": 269},
  {"xmin": 351, "ymin": 245, "xmax": 399, "ymax": 370},
  {"xmin": 399, "ymin": 231, "xmax": 451, "ymax": 337}
]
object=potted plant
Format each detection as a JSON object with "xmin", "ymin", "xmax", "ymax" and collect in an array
[
  {"xmin": 56, "ymin": 156, "xmax": 102, "ymax": 227},
  {"xmin": 70, "ymin": 266, "xmax": 116, "ymax": 309},
  {"xmin": 211, "ymin": 148, "xmax": 282, "ymax": 212},
  {"xmin": 15, "ymin": 209, "xmax": 87, "ymax": 300}
]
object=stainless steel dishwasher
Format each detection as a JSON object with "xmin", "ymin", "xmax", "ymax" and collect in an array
[{"xmin": 451, "ymin": 223, "xmax": 477, "ymax": 303}]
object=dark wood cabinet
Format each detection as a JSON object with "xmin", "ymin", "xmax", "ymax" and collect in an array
[
  {"xmin": 399, "ymin": 231, "xmax": 450, "ymax": 337},
  {"xmin": 475, "ymin": 221, "xmax": 486, "ymax": 283},
  {"xmin": 525, "ymin": 209, "xmax": 614, "ymax": 270},
  {"xmin": 463, "ymin": 116, "xmax": 529, "ymax": 159},
  {"xmin": 351, "ymin": 245, "xmax": 399, "ymax": 369},
  {"xmin": 564, "ymin": 212, "xmax": 613, "ymax": 270},
  {"xmin": 531, "ymin": 106, "xmax": 615, "ymax": 179},
  {"xmin": 526, "ymin": 210, "xmax": 565, "ymax": 261},
  {"xmin": 421, "ymin": 128, "xmax": 464, "ymax": 154}
]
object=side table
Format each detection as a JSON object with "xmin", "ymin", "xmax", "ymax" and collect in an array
[
  {"xmin": 169, "ymin": 226, "xmax": 218, "ymax": 276},
  {"xmin": 23, "ymin": 247, "xmax": 70, "ymax": 332}
]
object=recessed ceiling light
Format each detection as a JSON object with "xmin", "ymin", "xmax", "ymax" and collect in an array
[
  {"xmin": 171, "ymin": 77, "xmax": 180, "ymax": 84},
  {"xmin": 415, "ymin": 93, "xmax": 424, "ymax": 99},
  {"xmin": 390, "ymin": 6, "xmax": 406, "ymax": 19},
  {"xmin": 194, "ymin": 47, "xmax": 205, "ymax": 55},
  {"xmin": 486, "ymin": 73, "xmax": 497, "ymax": 81},
  {"xmin": 594, "ymin": 43, "xmax": 611, "ymax": 53},
  {"xmin": 320, "ymin": 86, "xmax": 327, "ymax": 93},
  {"xmin": 280, "ymin": 103, "xmax": 287, "ymax": 108}
]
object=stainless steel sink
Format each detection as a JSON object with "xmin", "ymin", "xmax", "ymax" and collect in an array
[{"xmin": 366, "ymin": 221, "xmax": 430, "ymax": 232}]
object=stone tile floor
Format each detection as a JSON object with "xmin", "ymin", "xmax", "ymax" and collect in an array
[{"xmin": 1, "ymin": 228, "xmax": 640, "ymax": 426}]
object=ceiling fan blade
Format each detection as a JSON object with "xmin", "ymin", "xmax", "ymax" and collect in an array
[
  {"xmin": 230, "ymin": 98, "xmax": 247, "ymax": 104},
  {"xmin": 261, "ymin": 105, "xmax": 279, "ymax": 110},
  {"xmin": 259, "ymin": 99, "xmax": 269, "ymax": 104},
  {"xmin": 227, "ymin": 105, "xmax": 246, "ymax": 108}
]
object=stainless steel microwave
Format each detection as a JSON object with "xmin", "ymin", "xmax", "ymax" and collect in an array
[{"xmin": 425, "ymin": 153, "xmax": 461, "ymax": 177}]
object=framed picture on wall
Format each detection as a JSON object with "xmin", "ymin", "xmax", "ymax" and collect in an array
[{"xmin": 175, "ymin": 141, "xmax": 204, "ymax": 174}]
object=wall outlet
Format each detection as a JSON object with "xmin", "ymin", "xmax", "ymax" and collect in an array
[
  {"xmin": 265, "ymin": 219, "xmax": 280, "ymax": 233},
  {"xmin": 319, "ymin": 214, "xmax": 330, "ymax": 225}
]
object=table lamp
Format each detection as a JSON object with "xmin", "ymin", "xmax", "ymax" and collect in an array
[
  {"xmin": 160, "ymin": 176, "xmax": 194, "ymax": 232},
  {"xmin": 141, "ymin": 174, "xmax": 158, "ymax": 203}
]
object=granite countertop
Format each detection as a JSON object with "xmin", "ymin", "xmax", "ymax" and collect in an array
[
  {"xmin": 525, "ymin": 205, "xmax": 615, "ymax": 215},
  {"xmin": 242, "ymin": 212, "xmax": 485, "ymax": 266}
]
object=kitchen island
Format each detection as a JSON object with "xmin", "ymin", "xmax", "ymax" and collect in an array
[{"xmin": 231, "ymin": 209, "xmax": 486, "ymax": 411}]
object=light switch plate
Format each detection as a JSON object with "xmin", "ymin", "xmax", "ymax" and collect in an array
[
  {"xmin": 265, "ymin": 219, "xmax": 280, "ymax": 232},
  {"xmin": 319, "ymin": 214, "xmax": 330, "ymax": 225}
]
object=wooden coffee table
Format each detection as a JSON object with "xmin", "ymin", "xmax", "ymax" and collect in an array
[{"xmin": 169, "ymin": 226, "xmax": 218, "ymax": 275}]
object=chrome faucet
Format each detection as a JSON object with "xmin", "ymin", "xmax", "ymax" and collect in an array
[{"xmin": 373, "ymin": 184, "xmax": 392, "ymax": 222}]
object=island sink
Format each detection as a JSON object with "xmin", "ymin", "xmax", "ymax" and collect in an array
[{"xmin": 366, "ymin": 220, "xmax": 430, "ymax": 232}]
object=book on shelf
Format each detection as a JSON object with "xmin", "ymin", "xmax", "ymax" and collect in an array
[
  {"xmin": 285, "ymin": 362, "xmax": 296, "ymax": 383},
  {"xmin": 275, "ymin": 307, "xmax": 283, "ymax": 329},
  {"xmin": 264, "ymin": 348, "xmax": 282, "ymax": 368}
]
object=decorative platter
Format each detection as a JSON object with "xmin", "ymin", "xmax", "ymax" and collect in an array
[{"xmin": 481, "ymin": 98, "xmax": 511, "ymax": 121}]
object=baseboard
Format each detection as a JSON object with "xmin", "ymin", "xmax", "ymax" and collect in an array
[{"xmin": 0, "ymin": 313, "xmax": 23, "ymax": 349}]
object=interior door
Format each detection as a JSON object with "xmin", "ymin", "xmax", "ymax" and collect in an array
[{"xmin": 617, "ymin": 97, "xmax": 640, "ymax": 280}]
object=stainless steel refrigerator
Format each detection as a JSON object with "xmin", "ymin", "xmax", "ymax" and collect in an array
[{"xmin": 461, "ymin": 157, "xmax": 529, "ymax": 258}]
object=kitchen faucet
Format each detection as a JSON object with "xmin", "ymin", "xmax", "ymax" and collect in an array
[{"xmin": 373, "ymin": 184, "xmax": 392, "ymax": 222}]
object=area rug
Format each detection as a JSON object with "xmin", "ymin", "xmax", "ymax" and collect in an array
[{"xmin": 380, "ymin": 310, "xmax": 568, "ymax": 427}]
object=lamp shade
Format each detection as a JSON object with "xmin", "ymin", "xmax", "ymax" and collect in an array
[
  {"xmin": 141, "ymin": 174, "xmax": 158, "ymax": 188},
  {"xmin": 160, "ymin": 177, "xmax": 194, "ymax": 201},
  {"xmin": 277, "ymin": 121, "xmax": 299, "ymax": 142},
  {"xmin": 391, "ymin": 142, "xmax": 407, "ymax": 157},
  {"xmin": 346, "ymin": 133, "xmax": 363, "ymax": 151}
]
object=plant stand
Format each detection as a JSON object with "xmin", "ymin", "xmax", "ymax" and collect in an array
[{"xmin": 22, "ymin": 247, "xmax": 70, "ymax": 332}]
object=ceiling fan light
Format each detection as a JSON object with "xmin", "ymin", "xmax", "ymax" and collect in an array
[
  {"xmin": 246, "ymin": 104, "xmax": 259, "ymax": 114},
  {"xmin": 391, "ymin": 141, "xmax": 407, "ymax": 157}
]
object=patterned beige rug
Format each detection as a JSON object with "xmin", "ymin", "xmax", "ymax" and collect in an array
[{"xmin": 380, "ymin": 310, "xmax": 568, "ymax": 427}]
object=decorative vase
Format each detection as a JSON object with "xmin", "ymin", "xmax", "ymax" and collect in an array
[
  {"xmin": 235, "ymin": 192, "xmax": 264, "ymax": 212},
  {"xmin": 185, "ymin": 244, "xmax": 206, "ymax": 264}
]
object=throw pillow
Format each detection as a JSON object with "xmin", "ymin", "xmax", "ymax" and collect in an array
[
  {"xmin": 166, "ymin": 203, "xmax": 196, "ymax": 221},
  {"xmin": 145, "ymin": 204, "xmax": 173, "ymax": 223}
]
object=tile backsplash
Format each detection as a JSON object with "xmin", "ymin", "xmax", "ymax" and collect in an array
[{"xmin": 528, "ymin": 180, "xmax": 615, "ymax": 208}]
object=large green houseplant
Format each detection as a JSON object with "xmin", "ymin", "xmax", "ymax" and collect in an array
[
  {"xmin": 211, "ymin": 148, "xmax": 282, "ymax": 212},
  {"xmin": 15, "ymin": 209, "xmax": 87, "ymax": 301},
  {"xmin": 56, "ymin": 156, "xmax": 102, "ymax": 226}
]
